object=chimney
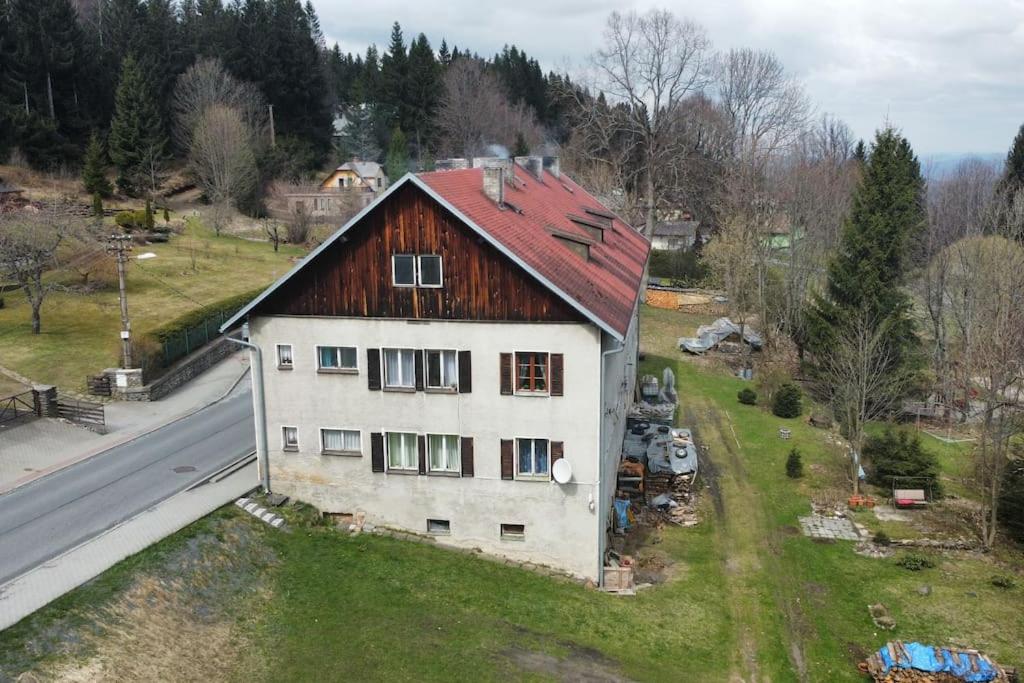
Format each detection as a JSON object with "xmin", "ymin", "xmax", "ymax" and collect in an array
[
  {"xmin": 542, "ymin": 155, "xmax": 560, "ymax": 178},
  {"xmin": 483, "ymin": 166, "xmax": 504, "ymax": 205},
  {"xmin": 514, "ymin": 156, "xmax": 544, "ymax": 181},
  {"xmin": 435, "ymin": 158, "xmax": 469, "ymax": 170}
]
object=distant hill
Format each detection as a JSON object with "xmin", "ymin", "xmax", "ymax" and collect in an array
[{"xmin": 921, "ymin": 152, "xmax": 1003, "ymax": 179}]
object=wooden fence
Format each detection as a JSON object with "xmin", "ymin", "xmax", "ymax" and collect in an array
[
  {"xmin": 0, "ymin": 390, "xmax": 34, "ymax": 426},
  {"xmin": 56, "ymin": 395, "xmax": 105, "ymax": 429}
]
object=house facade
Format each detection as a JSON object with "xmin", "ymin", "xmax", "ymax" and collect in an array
[
  {"xmin": 321, "ymin": 161, "xmax": 388, "ymax": 192},
  {"xmin": 651, "ymin": 220, "xmax": 699, "ymax": 251},
  {"xmin": 224, "ymin": 156, "xmax": 649, "ymax": 581}
]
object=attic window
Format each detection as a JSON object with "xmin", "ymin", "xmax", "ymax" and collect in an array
[
  {"xmin": 584, "ymin": 207, "xmax": 615, "ymax": 222},
  {"xmin": 548, "ymin": 227, "xmax": 594, "ymax": 261},
  {"xmin": 568, "ymin": 214, "xmax": 607, "ymax": 243}
]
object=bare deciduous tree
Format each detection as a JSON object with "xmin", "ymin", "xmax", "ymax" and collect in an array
[
  {"xmin": 587, "ymin": 9, "xmax": 713, "ymax": 237},
  {"xmin": 188, "ymin": 104, "xmax": 259, "ymax": 235},
  {"xmin": 0, "ymin": 201, "xmax": 89, "ymax": 334},
  {"xmin": 436, "ymin": 59, "xmax": 544, "ymax": 159},
  {"xmin": 172, "ymin": 58, "xmax": 268, "ymax": 153}
]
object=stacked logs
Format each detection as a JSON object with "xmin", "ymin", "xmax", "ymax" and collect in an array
[{"xmin": 859, "ymin": 641, "xmax": 1013, "ymax": 683}]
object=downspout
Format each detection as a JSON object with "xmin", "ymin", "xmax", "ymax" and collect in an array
[
  {"xmin": 225, "ymin": 323, "xmax": 271, "ymax": 494},
  {"xmin": 597, "ymin": 338, "xmax": 625, "ymax": 587}
]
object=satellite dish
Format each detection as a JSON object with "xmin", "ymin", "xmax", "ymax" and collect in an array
[{"xmin": 552, "ymin": 458, "xmax": 573, "ymax": 484}]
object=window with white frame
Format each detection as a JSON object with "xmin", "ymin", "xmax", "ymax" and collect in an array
[
  {"xmin": 384, "ymin": 348, "xmax": 416, "ymax": 388},
  {"xmin": 425, "ymin": 350, "xmax": 458, "ymax": 390},
  {"xmin": 417, "ymin": 255, "xmax": 442, "ymax": 287},
  {"xmin": 392, "ymin": 254, "xmax": 416, "ymax": 286},
  {"xmin": 282, "ymin": 426, "xmax": 299, "ymax": 451},
  {"xmin": 386, "ymin": 431, "xmax": 418, "ymax": 470},
  {"xmin": 317, "ymin": 345, "xmax": 357, "ymax": 371},
  {"xmin": 516, "ymin": 352, "xmax": 549, "ymax": 393},
  {"xmin": 427, "ymin": 434, "xmax": 460, "ymax": 473},
  {"xmin": 517, "ymin": 438, "xmax": 549, "ymax": 478},
  {"xmin": 276, "ymin": 344, "xmax": 293, "ymax": 368},
  {"xmin": 321, "ymin": 428, "xmax": 360, "ymax": 455}
]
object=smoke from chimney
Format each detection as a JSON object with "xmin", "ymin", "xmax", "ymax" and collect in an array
[{"xmin": 486, "ymin": 143, "xmax": 510, "ymax": 159}]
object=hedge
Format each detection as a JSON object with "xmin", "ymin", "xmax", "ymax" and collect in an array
[{"xmin": 147, "ymin": 287, "xmax": 264, "ymax": 343}]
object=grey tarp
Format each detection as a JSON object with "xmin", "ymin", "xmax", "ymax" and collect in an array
[{"xmin": 678, "ymin": 317, "xmax": 763, "ymax": 354}]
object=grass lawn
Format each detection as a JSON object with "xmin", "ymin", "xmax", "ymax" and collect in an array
[
  {"xmin": 2, "ymin": 305, "xmax": 1021, "ymax": 681},
  {"xmin": 0, "ymin": 219, "xmax": 303, "ymax": 392}
]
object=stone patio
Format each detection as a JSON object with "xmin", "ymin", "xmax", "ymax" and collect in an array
[{"xmin": 798, "ymin": 515, "xmax": 861, "ymax": 541}]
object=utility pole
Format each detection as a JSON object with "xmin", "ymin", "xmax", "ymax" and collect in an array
[
  {"xmin": 268, "ymin": 104, "xmax": 276, "ymax": 148},
  {"xmin": 107, "ymin": 234, "xmax": 133, "ymax": 368}
]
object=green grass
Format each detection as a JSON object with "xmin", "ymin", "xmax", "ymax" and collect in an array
[{"xmin": 0, "ymin": 219, "xmax": 303, "ymax": 391}]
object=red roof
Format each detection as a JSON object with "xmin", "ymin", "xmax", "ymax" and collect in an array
[{"xmin": 418, "ymin": 166, "xmax": 650, "ymax": 339}]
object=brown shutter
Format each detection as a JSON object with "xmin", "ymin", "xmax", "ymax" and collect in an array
[
  {"xmin": 500, "ymin": 439, "xmax": 514, "ymax": 480},
  {"xmin": 458, "ymin": 351, "xmax": 472, "ymax": 393},
  {"xmin": 367, "ymin": 349, "xmax": 381, "ymax": 390},
  {"xmin": 499, "ymin": 353, "xmax": 512, "ymax": 395},
  {"xmin": 418, "ymin": 435, "xmax": 427, "ymax": 474},
  {"xmin": 370, "ymin": 432, "xmax": 384, "ymax": 472},
  {"xmin": 414, "ymin": 350, "xmax": 425, "ymax": 391},
  {"xmin": 550, "ymin": 353, "xmax": 564, "ymax": 396},
  {"xmin": 550, "ymin": 441, "xmax": 564, "ymax": 465},
  {"xmin": 460, "ymin": 436, "xmax": 474, "ymax": 477}
]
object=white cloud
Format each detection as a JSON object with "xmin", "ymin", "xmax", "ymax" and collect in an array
[{"xmin": 313, "ymin": 0, "xmax": 1024, "ymax": 155}]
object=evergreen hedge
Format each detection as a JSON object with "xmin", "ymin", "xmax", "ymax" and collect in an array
[{"xmin": 147, "ymin": 287, "xmax": 264, "ymax": 344}]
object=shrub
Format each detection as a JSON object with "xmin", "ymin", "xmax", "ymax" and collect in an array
[
  {"xmin": 990, "ymin": 575, "xmax": 1016, "ymax": 590},
  {"xmin": 999, "ymin": 451, "xmax": 1024, "ymax": 543},
  {"xmin": 895, "ymin": 554, "xmax": 935, "ymax": 571},
  {"xmin": 92, "ymin": 192, "xmax": 103, "ymax": 217},
  {"xmin": 772, "ymin": 382, "xmax": 803, "ymax": 418},
  {"xmin": 163, "ymin": 207, "xmax": 170, "ymax": 223},
  {"xmin": 864, "ymin": 429, "xmax": 942, "ymax": 498},
  {"xmin": 144, "ymin": 199, "xmax": 155, "ymax": 231},
  {"xmin": 872, "ymin": 530, "xmax": 892, "ymax": 546},
  {"xmin": 737, "ymin": 388, "xmax": 757, "ymax": 405},
  {"xmin": 785, "ymin": 448, "xmax": 804, "ymax": 478},
  {"xmin": 147, "ymin": 287, "xmax": 264, "ymax": 344},
  {"xmin": 115, "ymin": 209, "xmax": 148, "ymax": 232}
]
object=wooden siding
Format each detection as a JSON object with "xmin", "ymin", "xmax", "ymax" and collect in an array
[{"xmin": 257, "ymin": 182, "xmax": 586, "ymax": 324}]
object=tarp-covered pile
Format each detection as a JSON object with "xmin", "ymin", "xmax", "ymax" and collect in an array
[
  {"xmin": 861, "ymin": 641, "xmax": 1011, "ymax": 682},
  {"xmin": 678, "ymin": 317, "xmax": 763, "ymax": 354}
]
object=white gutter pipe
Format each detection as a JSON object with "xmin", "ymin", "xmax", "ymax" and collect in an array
[
  {"xmin": 596, "ymin": 338, "xmax": 625, "ymax": 587},
  {"xmin": 225, "ymin": 325, "xmax": 270, "ymax": 494}
]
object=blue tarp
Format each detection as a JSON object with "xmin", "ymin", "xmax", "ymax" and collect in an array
[
  {"xmin": 876, "ymin": 642, "xmax": 999, "ymax": 682},
  {"xmin": 613, "ymin": 498, "xmax": 631, "ymax": 530}
]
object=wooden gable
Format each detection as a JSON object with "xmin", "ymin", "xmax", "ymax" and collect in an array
[{"xmin": 255, "ymin": 182, "xmax": 586, "ymax": 323}]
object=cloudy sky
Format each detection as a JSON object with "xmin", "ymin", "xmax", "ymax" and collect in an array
[{"xmin": 314, "ymin": 0, "xmax": 1024, "ymax": 158}]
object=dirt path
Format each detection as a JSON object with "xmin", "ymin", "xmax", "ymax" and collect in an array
[{"xmin": 685, "ymin": 402, "xmax": 809, "ymax": 683}]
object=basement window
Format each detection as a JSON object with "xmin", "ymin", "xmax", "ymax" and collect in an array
[
  {"xmin": 427, "ymin": 518, "xmax": 451, "ymax": 535},
  {"xmin": 500, "ymin": 523, "xmax": 525, "ymax": 540},
  {"xmin": 282, "ymin": 426, "xmax": 299, "ymax": 452}
]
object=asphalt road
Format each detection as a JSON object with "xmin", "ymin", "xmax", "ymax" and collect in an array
[{"xmin": 0, "ymin": 389, "xmax": 255, "ymax": 586}]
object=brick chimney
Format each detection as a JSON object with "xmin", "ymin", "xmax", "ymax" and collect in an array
[
  {"xmin": 514, "ymin": 156, "xmax": 544, "ymax": 181},
  {"xmin": 542, "ymin": 156, "xmax": 560, "ymax": 178},
  {"xmin": 482, "ymin": 166, "xmax": 504, "ymax": 204}
]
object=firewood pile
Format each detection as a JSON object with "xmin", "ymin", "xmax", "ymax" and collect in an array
[{"xmin": 859, "ymin": 641, "xmax": 1014, "ymax": 683}]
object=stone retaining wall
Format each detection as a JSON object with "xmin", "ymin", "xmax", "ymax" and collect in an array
[{"xmin": 112, "ymin": 335, "xmax": 239, "ymax": 402}]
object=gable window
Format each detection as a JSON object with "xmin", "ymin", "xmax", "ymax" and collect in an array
[
  {"xmin": 276, "ymin": 344, "xmax": 293, "ymax": 369},
  {"xmin": 517, "ymin": 438, "xmax": 549, "ymax": 478},
  {"xmin": 282, "ymin": 426, "xmax": 299, "ymax": 452},
  {"xmin": 318, "ymin": 345, "xmax": 357, "ymax": 372},
  {"xmin": 392, "ymin": 254, "xmax": 416, "ymax": 286},
  {"xmin": 516, "ymin": 352, "xmax": 548, "ymax": 393},
  {"xmin": 377, "ymin": 177, "xmax": 383, "ymax": 188},
  {"xmin": 384, "ymin": 348, "xmax": 417, "ymax": 389},
  {"xmin": 386, "ymin": 431, "xmax": 418, "ymax": 471},
  {"xmin": 321, "ymin": 428, "xmax": 360, "ymax": 455},
  {"xmin": 417, "ymin": 255, "xmax": 442, "ymax": 287},
  {"xmin": 425, "ymin": 350, "xmax": 458, "ymax": 390},
  {"xmin": 427, "ymin": 434, "xmax": 460, "ymax": 473}
]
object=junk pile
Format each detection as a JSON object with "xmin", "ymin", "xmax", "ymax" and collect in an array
[
  {"xmin": 632, "ymin": 367, "xmax": 678, "ymax": 421},
  {"xmin": 644, "ymin": 470, "xmax": 698, "ymax": 527},
  {"xmin": 678, "ymin": 317, "xmax": 763, "ymax": 355},
  {"xmin": 618, "ymin": 417, "xmax": 700, "ymax": 528},
  {"xmin": 860, "ymin": 641, "xmax": 1014, "ymax": 682}
]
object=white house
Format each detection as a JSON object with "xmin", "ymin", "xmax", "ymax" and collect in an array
[{"xmin": 223, "ymin": 156, "xmax": 650, "ymax": 581}]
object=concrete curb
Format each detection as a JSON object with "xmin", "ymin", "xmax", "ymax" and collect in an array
[{"xmin": 0, "ymin": 358, "xmax": 252, "ymax": 497}]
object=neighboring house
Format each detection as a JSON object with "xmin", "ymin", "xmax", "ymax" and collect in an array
[
  {"xmin": 651, "ymin": 220, "xmax": 699, "ymax": 251},
  {"xmin": 321, "ymin": 161, "xmax": 388, "ymax": 192},
  {"xmin": 277, "ymin": 187, "xmax": 364, "ymax": 219},
  {"xmin": 223, "ymin": 156, "xmax": 650, "ymax": 581}
]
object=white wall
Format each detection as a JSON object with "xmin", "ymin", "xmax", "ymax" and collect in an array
[{"xmin": 251, "ymin": 315, "xmax": 606, "ymax": 579}]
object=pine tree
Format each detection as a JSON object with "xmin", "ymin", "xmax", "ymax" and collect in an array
[
  {"xmin": 405, "ymin": 33, "xmax": 439, "ymax": 157},
  {"xmin": 385, "ymin": 127, "xmax": 408, "ymax": 182},
  {"xmin": 108, "ymin": 54, "xmax": 167, "ymax": 196},
  {"xmin": 379, "ymin": 22, "xmax": 407, "ymax": 132},
  {"xmin": 338, "ymin": 104, "xmax": 381, "ymax": 161},
  {"xmin": 785, "ymin": 449, "xmax": 804, "ymax": 479},
  {"xmin": 144, "ymin": 198, "xmax": 154, "ymax": 230},
  {"xmin": 513, "ymin": 131, "xmax": 530, "ymax": 157},
  {"xmin": 92, "ymin": 192, "xmax": 103, "ymax": 217},
  {"xmin": 997, "ymin": 123, "xmax": 1024, "ymax": 219},
  {"xmin": 438, "ymin": 39, "xmax": 451, "ymax": 67},
  {"xmin": 81, "ymin": 131, "xmax": 112, "ymax": 197}
]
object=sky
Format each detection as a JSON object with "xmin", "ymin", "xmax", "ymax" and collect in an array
[{"xmin": 313, "ymin": 0, "xmax": 1024, "ymax": 158}]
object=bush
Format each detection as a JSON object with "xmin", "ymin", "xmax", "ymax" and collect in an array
[
  {"xmin": 147, "ymin": 287, "xmax": 265, "ymax": 344},
  {"xmin": 872, "ymin": 530, "xmax": 892, "ymax": 546},
  {"xmin": 772, "ymin": 383, "xmax": 803, "ymax": 418},
  {"xmin": 163, "ymin": 207, "xmax": 170, "ymax": 223},
  {"xmin": 737, "ymin": 388, "xmax": 757, "ymax": 405},
  {"xmin": 990, "ymin": 575, "xmax": 1016, "ymax": 590},
  {"xmin": 92, "ymin": 192, "xmax": 103, "ymax": 217},
  {"xmin": 998, "ymin": 451, "xmax": 1024, "ymax": 543},
  {"xmin": 144, "ymin": 199, "xmax": 155, "ymax": 231},
  {"xmin": 115, "ymin": 209, "xmax": 149, "ymax": 232},
  {"xmin": 648, "ymin": 247, "xmax": 709, "ymax": 285},
  {"xmin": 785, "ymin": 448, "xmax": 803, "ymax": 478},
  {"xmin": 895, "ymin": 554, "xmax": 935, "ymax": 571},
  {"xmin": 864, "ymin": 429, "xmax": 942, "ymax": 498}
]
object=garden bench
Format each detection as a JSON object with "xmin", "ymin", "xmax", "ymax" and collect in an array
[{"xmin": 893, "ymin": 489, "xmax": 928, "ymax": 508}]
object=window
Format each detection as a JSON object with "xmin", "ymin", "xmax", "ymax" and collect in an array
[
  {"xmin": 392, "ymin": 254, "xmax": 416, "ymax": 286},
  {"xmin": 276, "ymin": 344, "xmax": 293, "ymax": 369},
  {"xmin": 386, "ymin": 432, "xmax": 418, "ymax": 470},
  {"xmin": 500, "ymin": 523, "xmax": 525, "ymax": 540},
  {"xmin": 384, "ymin": 348, "xmax": 416, "ymax": 388},
  {"xmin": 376, "ymin": 177, "xmax": 383, "ymax": 188},
  {"xmin": 282, "ymin": 426, "xmax": 299, "ymax": 451},
  {"xmin": 317, "ymin": 345, "xmax": 357, "ymax": 372},
  {"xmin": 425, "ymin": 350, "xmax": 458, "ymax": 390},
  {"xmin": 517, "ymin": 438, "xmax": 549, "ymax": 478},
  {"xmin": 427, "ymin": 434, "xmax": 460, "ymax": 473},
  {"xmin": 427, "ymin": 519, "xmax": 450, "ymax": 535},
  {"xmin": 418, "ymin": 255, "xmax": 442, "ymax": 287},
  {"xmin": 314, "ymin": 197, "xmax": 328, "ymax": 211},
  {"xmin": 516, "ymin": 352, "xmax": 548, "ymax": 393},
  {"xmin": 321, "ymin": 428, "xmax": 360, "ymax": 455}
]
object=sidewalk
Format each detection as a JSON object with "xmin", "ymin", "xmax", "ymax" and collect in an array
[
  {"xmin": 0, "ymin": 352, "xmax": 250, "ymax": 494},
  {"xmin": 0, "ymin": 461, "xmax": 257, "ymax": 632}
]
